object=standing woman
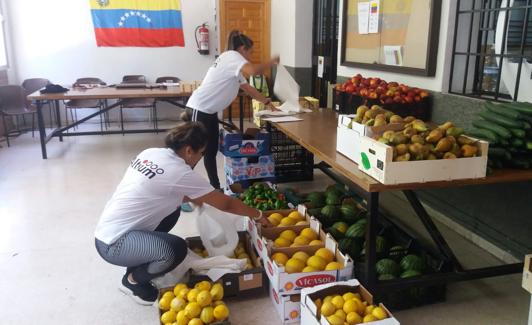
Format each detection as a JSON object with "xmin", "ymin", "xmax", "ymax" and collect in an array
[{"xmin": 185, "ymin": 30, "xmax": 279, "ymax": 189}]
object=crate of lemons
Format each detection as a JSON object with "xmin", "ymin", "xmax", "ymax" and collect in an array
[
  {"xmin": 191, "ymin": 240, "xmax": 255, "ymax": 271},
  {"xmin": 159, "ymin": 281, "xmax": 230, "ymax": 325},
  {"xmin": 316, "ymin": 292, "xmax": 389, "ymax": 324},
  {"xmin": 272, "ymin": 247, "xmax": 344, "ymax": 274}
]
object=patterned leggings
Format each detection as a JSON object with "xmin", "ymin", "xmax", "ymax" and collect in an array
[{"xmin": 95, "ymin": 209, "xmax": 187, "ymax": 284}]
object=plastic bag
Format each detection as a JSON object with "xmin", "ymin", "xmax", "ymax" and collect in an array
[{"xmin": 195, "ymin": 204, "xmax": 244, "ymax": 257}]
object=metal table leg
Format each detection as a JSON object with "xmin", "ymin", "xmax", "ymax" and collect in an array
[
  {"xmin": 364, "ymin": 192, "xmax": 380, "ymax": 291},
  {"xmin": 54, "ymin": 100, "xmax": 63, "ymax": 142},
  {"xmin": 36, "ymin": 100, "xmax": 47, "ymax": 159},
  {"xmin": 239, "ymin": 95, "xmax": 244, "ymax": 131}
]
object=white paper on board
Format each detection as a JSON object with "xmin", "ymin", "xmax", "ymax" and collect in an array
[
  {"xmin": 358, "ymin": 2, "xmax": 370, "ymax": 34},
  {"xmin": 368, "ymin": 0, "xmax": 380, "ymax": 34},
  {"xmin": 384, "ymin": 46, "xmax": 403, "ymax": 66},
  {"xmin": 317, "ymin": 56, "xmax": 325, "ymax": 78}
]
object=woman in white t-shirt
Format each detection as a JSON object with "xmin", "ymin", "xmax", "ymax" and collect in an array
[
  {"xmin": 185, "ymin": 30, "xmax": 279, "ymax": 189},
  {"xmin": 94, "ymin": 122, "xmax": 270, "ymax": 305}
]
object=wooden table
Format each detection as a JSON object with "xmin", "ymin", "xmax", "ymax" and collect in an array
[
  {"xmin": 272, "ymin": 109, "xmax": 531, "ymax": 293},
  {"xmin": 28, "ymin": 85, "xmax": 193, "ymax": 159}
]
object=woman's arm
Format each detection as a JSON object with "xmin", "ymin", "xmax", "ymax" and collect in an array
[
  {"xmin": 240, "ymin": 56, "xmax": 280, "ymax": 76},
  {"xmin": 240, "ymin": 83, "xmax": 278, "ymax": 111},
  {"xmin": 189, "ymin": 190, "xmax": 271, "ymax": 227}
]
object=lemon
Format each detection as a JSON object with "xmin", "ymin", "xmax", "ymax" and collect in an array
[
  {"xmin": 185, "ymin": 302, "xmax": 202, "ymax": 318},
  {"xmin": 302, "ymin": 266, "xmax": 318, "ymax": 272},
  {"xmin": 352, "ymin": 298, "xmax": 366, "ymax": 315},
  {"xmin": 160, "ymin": 310, "xmax": 177, "ymax": 323},
  {"xmin": 280, "ymin": 217, "xmax": 296, "ymax": 226},
  {"xmin": 162, "ymin": 291, "xmax": 175, "ymax": 300},
  {"xmin": 272, "ymin": 252, "xmax": 289, "ymax": 266},
  {"xmin": 194, "ymin": 281, "xmax": 212, "ymax": 292},
  {"xmin": 284, "ymin": 258, "xmax": 305, "ymax": 274},
  {"xmin": 364, "ymin": 305, "xmax": 375, "ymax": 316},
  {"xmin": 296, "ymin": 221, "xmax": 309, "ymax": 225},
  {"xmin": 293, "ymin": 235, "xmax": 311, "ymax": 246},
  {"xmin": 363, "ymin": 314, "xmax": 377, "ymax": 323},
  {"xmin": 335, "ymin": 309, "xmax": 347, "ymax": 321},
  {"xmin": 177, "ymin": 288, "xmax": 190, "ymax": 300},
  {"xmin": 175, "ymin": 310, "xmax": 190, "ymax": 325},
  {"xmin": 325, "ymin": 261, "xmax": 343, "ymax": 270},
  {"xmin": 213, "ymin": 304, "xmax": 230, "ymax": 320},
  {"xmin": 320, "ymin": 301, "xmax": 336, "ymax": 317},
  {"xmin": 170, "ymin": 297, "xmax": 187, "ymax": 312},
  {"xmin": 346, "ymin": 311, "xmax": 363, "ymax": 324},
  {"xmin": 307, "ymin": 255, "xmax": 327, "ymax": 271},
  {"xmin": 237, "ymin": 252, "xmax": 250, "ymax": 259},
  {"xmin": 188, "ymin": 318, "xmax": 204, "ymax": 325},
  {"xmin": 326, "ymin": 315, "xmax": 344, "ymax": 325},
  {"xmin": 213, "ymin": 300, "xmax": 226, "ymax": 307},
  {"xmin": 274, "ymin": 237, "xmax": 291, "ymax": 248},
  {"xmin": 331, "ymin": 295, "xmax": 345, "ymax": 309},
  {"xmin": 372, "ymin": 306, "xmax": 387, "ymax": 320},
  {"xmin": 342, "ymin": 292, "xmax": 356, "ymax": 301},
  {"xmin": 287, "ymin": 211, "xmax": 304, "ymax": 221},
  {"xmin": 269, "ymin": 212, "xmax": 284, "ymax": 224},
  {"xmin": 292, "ymin": 251, "xmax": 310, "ymax": 263},
  {"xmin": 342, "ymin": 299, "xmax": 358, "ymax": 314},
  {"xmin": 279, "ymin": 229, "xmax": 298, "ymax": 242},
  {"xmin": 159, "ymin": 296, "xmax": 172, "ymax": 311},
  {"xmin": 209, "ymin": 283, "xmax": 224, "ymax": 301},
  {"xmin": 300, "ymin": 228, "xmax": 318, "ymax": 240},
  {"xmin": 187, "ymin": 288, "xmax": 200, "ymax": 302},
  {"xmin": 196, "ymin": 290, "xmax": 212, "ymax": 307},
  {"xmin": 309, "ymin": 239, "xmax": 323, "ymax": 246},
  {"xmin": 323, "ymin": 295, "xmax": 333, "ymax": 304},
  {"xmin": 200, "ymin": 306, "xmax": 215, "ymax": 323},
  {"xmin": 173, "ymin": 283, "xmax": 188, "ymax": 296},
  {"xmin": 315, "ymin": 248, "xmax": 335, "ymax": 263},
  {"xmin": 353, "ymin": 293, "xmax": 362, "ymax": 300}
]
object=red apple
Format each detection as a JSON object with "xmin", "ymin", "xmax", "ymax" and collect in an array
[
  {"xmin": 368, "ymin": 92, "xmax": 378, "ymax": 99},
  {"xmin": 388, "ymin": 82, "xmax": 399, "ymax": 88},
  {"xmin": 414, "ymin": 96, "xmax": 421, "ymax": 102},
  {"xmin": 375, "ymin": 86, "xmax": 385, "ymax": 95},
  {"xmin": 359, "ymin": 88, "xmax": 369, "ymax": 97},
  {"xmin": 393, "ymin": 96, "xmax": 402, "ymax": 103},
  {"xmin": 419, "ymin": 91, "xmax": 429, "ymax": 98},
  {"xmin": 345, "ymin": 85, "xmax": 355, "ymax": 93},
  {"xmin": 384, "ymin": 98, "xmax": 394, "ymax": 105},
  {"xmin": 405, "ymin": 96, "xmax": 414, "ymax": 104},
  {"xmin": 407, "ymin": 91, "xmax": 416, "ymax": 98},
  {"xmin": 399, "ymin": 85, "xmax": 410, "ymax": 93}
]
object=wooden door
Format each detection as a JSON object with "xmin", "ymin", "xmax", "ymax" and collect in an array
[{"xmin": 219, "ymin": 0, "xmax": 271, "ymax": 120}]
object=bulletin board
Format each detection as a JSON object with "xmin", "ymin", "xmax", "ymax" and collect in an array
[{"xmin": 341, "ymin": 0, "xmax": 441, "ymax": 76}]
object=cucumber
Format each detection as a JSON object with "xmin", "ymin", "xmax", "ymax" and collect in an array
[
  {"xmin": 509, "ymin": 102, "xmax": 532, "ymax": 115},
  {"xmin": 472, "ymin": 120, "xmax": 512, "ymax": 139},
  {"xmin": 478, "ymin": 111, "xmax": 525, "ymax": 129},
  {"xmin": 509, "ymin": 128, "xmax": 526, "ymax": 138},
  {"xmin": 523, "ymin": 121, "xmax": 531, "ymax": 130},
  {"xmin": 467, "ymin": 128, "xmax": 499, "ymax": 143},
  {"xmin": 527, "ymin": 141, "xmax": 532, "ymax": 150},
  {"xmin": 511, "ymin": 138, "xmax": 524, "ymax": 148},
  {"xmin": 485, "ymin": 102, "xmax": 522, "ymax": 119},
  {"xmin": 488, "ymin": 147, "xmax": 512, "ymax": 160}
]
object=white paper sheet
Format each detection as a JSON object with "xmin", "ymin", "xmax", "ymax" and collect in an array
[
  {"xmin": 369, "ymin": 0, "xmax": 380, "ymax": 34},
  {"xmin": 384, "ymin": 46, "xmax": 403, "ymax": 66},
  {"xmin": 358, "ymin": 2, "xmax": 370, "ymax": 34},
  {"xmin": 317, "ymin": 56, "xmax": 325, "ymax": 78},
  {"xmin": 262, "ymin": 116, "xmax": 303, "ymax": 123}
]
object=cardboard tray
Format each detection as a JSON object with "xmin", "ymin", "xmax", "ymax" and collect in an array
[{"xmin": 270, "ymin": 284, "xmax": 301, "ymax": 324}]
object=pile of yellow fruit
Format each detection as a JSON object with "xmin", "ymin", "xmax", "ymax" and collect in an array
[
  {"xmin": 191, "ymin": 242, "xmax": 254, "ymax": 270},
  {"xmin": 315, "ymin": 291, "xmax": 389, "ymax": 324},
  {"xmin": 159, "ymin": 281, "xmax": 229, "ymax": 325},
  {"xmin": 272, "ymin": 247, "xmax": 344, "ymax": 274},
  {"xmin": 273, "ymin": 227, "xmax": 322, "ymax": 248},
  {"xmin": 267, "ymin": 211, "xmax": 308, "ymax": 227}
]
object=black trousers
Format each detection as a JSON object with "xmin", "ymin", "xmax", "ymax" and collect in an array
[
  {"xmin": 95, "ymin": 209, "xmax": 186, "ymax": 284},
  {"xmin": 187, "ymin": 108, "xmax": 220, "ymax": 189}
]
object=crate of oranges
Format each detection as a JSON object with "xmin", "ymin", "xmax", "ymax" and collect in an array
[
  {"xmin": 301, "ymin": 279, "xmax": 399, "ymax": 325},
  {"xmin": 158, "ymin": 281, "xmax": 231, "ymax": 325}
]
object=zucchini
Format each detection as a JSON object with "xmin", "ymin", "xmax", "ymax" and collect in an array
[
  {"xmin": 478, "ymin": 111, "xmax": 525, "ymax": 129},
  {"xmin": 485, "ymin": 102, "xmax": 522, "ymax": 119},
  {"xmin": 509, "ymin": 128, "xmax": 526, "ymax": 138},
  {"xmin": 467, "ymin": 128, "xmax": 499, "ymax": 143},
  {"xmin": 472, "ymin": 119, "xmax": 512, "ymax": 139},
  {"xmin": 527, "ymin": 141, "xmax": 532, "ymax": 150},
  {"xmin": 488, "ymin": 147, "xmax": 512, "ymax": 160},
  {"xmin": 509, "ymin": 102, "xmax": 532, "ymax": 115},
  {"xmin": 523, "ymin": 121, "xmax": 531, "ymax": 130},
  {"xmin": 511, "ymin": 138, "xmax": 524, "ymax": 148}
]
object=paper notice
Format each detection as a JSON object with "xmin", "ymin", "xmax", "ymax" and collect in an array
[
  {"xmin": 358, "ymin": 2, "xmax": 370, "ymax": 34},
  {"xmin": 317, "ymin": 56, "xmax": 325, "ymax": 78},
  {"xmin": 368, "ymin": 0, "xmax": 380, "ymax": 34},
  {"xmin": 384, "ymin": 46, "xmax": 403, "ymax": 66}
]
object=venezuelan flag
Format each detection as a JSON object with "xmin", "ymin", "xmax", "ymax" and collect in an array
[{"xmin": 89, "ymin": 0, "xmax": 185, "ymax": 47}]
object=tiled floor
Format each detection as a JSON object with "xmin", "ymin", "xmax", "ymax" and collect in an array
[{"xmin": 0, "ymin": 123, "xmax": 529, "ymax": 324}]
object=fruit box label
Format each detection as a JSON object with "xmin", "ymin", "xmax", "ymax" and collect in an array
[
  {"xmin": 224, "ymin": 155, "xmax": 275, "ymax": 182},
  {"xmin": 270, "ymin": 287, "xmax": 300, "ymax": 324},
  {"xmin": 219, "ymin": 128, "xmax": 271, "ymax": 158}
]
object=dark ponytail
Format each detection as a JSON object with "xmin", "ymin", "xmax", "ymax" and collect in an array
[
  {"xmin": 165, "ymin": 122, "xmax": 207, "ymax": 152},
  {"xmin": 226, "ymin": 30, "xmax": 253, "ymax": 51}
]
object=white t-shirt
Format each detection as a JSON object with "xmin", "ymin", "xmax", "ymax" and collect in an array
[
  {"xmin": 95, "ymin": 148, "xmax": 214, "ymax": 244},
  {"xmin": 187, "ymin": 50, "xmax": 248, "ymax": 114}
]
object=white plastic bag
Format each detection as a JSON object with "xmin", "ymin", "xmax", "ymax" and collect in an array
[{"xmin": 195, "ymin": 204, "xmax": 244, "ymax": 257}]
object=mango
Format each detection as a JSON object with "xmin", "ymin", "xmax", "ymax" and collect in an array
[
  {"xmin": 384, "ymin": 111, "xmax": 394, "ymax": 121},
  {"xmin": 443, "ymin": 152, "xmax": 457, "ymax": 159},
  {"xmin": 382, "ymin": 130, "xmax": 395, "ymax": 141},
  {"xmin": 438, "ymin": 121, "xmax": 454, "ymax": 130},
  {"xmin": 374, "ymin": 117, "xmax": 387, "ymax": 127},
  {"xmin": 411, "ymin": 134, "xmax": 425, "ymax": 144},
  {"xmin": 356, "ymin": 105, "xmax": 369, "ymax": 118},
  {"xmin": 461, "ymin": 144, "xmax": 478, "ymax": 157},
  {"xmin": 412, "ymin": 120, "xmax": 428, "ymax": 132},
  {"xmin": 402, "ymin": 127, "xmax": 417, "ymax": 138},
  {"xmin": 390, "ymin": 133, "xmax": 408, "ymax": 145},
  {"xmin": 425, "ymin": 129, "xmax": 444, "ymax": 144},
  {"xmin": 389, "ymin": 115, "xmax": 403, "ymax": 124},
  {"xmin": 450, "ymin": 143, "xmax": 462, "ymax": 157},
  {"xmin": 370, "ymin": 104, "xmax": 383, "ymax": 111},
  {"xmin": 395, "ymin": 143, "xmax": 408, "ymax": 155},
  {"xmin": 457, "ymin": 135, "xmax": 475, "ymax": 146},
  {"xmin": 366, "ymin": 119, "xmax": 375, "ymax": 126},
  {"xmin": 446, "ymin": 127, "xmax": 464, "ymax": 137},
  {"xmin": 394, "ymin": 153, "xmax": 411, "ymax": 162},
  {"xmin": 427, "ymin": 153, "xmax": 438, "ymax": 160},
  {"xmin": 378, "ymin": 137, "xmax": 389, "ymax": 144},
  {"xmin": 403, "ymin": 116, "xmax": 416, "ymax": 123},
  {"xmin": 435, "ymin": 137, "xmax": 453, "ymax": 152}
]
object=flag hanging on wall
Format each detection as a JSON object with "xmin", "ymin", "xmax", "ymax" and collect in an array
[{"xmin": 89, "ymin": 0, "xmax": 185, "ymax": 47}]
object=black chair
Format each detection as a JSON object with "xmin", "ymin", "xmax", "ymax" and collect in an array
[
  {"xmin": 22, "ymin": 78, "xmax": 54, "ymax": 126},
  {"xmin": 119, "ymin": 75, "xmax": 157, "ymax": 134},
  {"xmin": 0, "ymin": 85, "xmax": 37, "ymax": 147},
  {"xmin": 65, "ymin": 77, "xmax": 108, "ymax": 131}
]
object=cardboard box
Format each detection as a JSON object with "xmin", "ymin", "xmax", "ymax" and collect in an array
[
  {"xmin": 219, "ymin": 128, "xmax": 271, "ymax": 158},
  {"xmin": 336, "ymin": 115, "xmax": 403, "ymax": 165},
  {"xmin": 224, "ymin": 155, "xmax": 275, "ymax": 183},
  {"xmin": 300, "ymin": 279, "xmax": 400, "ymax": 325},
  {"xmin": 250, "ymin": 216, "xmax": 354, "ymax": 295},
  {"xmin": 523, "ymin": 254, "xmax": 532, "ymax": 294},
  {"xmin": 270, "ymin": 285, "xmax": 301, "ymax": 324},
  {"xmin": 185, "ymin": 232, "xmax": 266, "ymax": 297},
  {"xmin": 358, "ymin": 135, "xmax": 489, "ymax": 184},
  {"xmin": 157, "ymin": 287, "xmax": 231, "ymax": 325},
  {"xmin": 304, "ymin": 97, "xmax": 320, "ymax": 110},
  {"xmin": 252, "ymin": 99, "xmax": 281, "ymax": 127}
]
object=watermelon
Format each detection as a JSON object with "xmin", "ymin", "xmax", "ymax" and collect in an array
[
  {"xmin": 307, "ymin": 208, "xmax": 321, "ymax": 218},
  {"xmin": 400, "ymin": 269, "xmax": 422, "ymax": 278},
  {"xmin": 340, "ymin": 204, "xmax": 360, "ymax": 223},
  {"xmin": 325, "ymin": 184, "xmax": 345, "ymax": 197},
  {"xmin": 389, "ymin": 245, "xmax": 407, "ymax": 261},
  {"xmin": 338, "ymin": 238, "xmax": 362, "ymax": 259},
  {"xmin": 376, "ymin": 258, "xmax": 400, "ymax": 276},
  {"xmin": 320, "ymin": 205, "xmax": 340, "ymax": 227},
  {"xmin": 331, "ymin": 221, "xmax": 349, "ymax": 234},
  {"xmin": 378, "ymin": 274, "xmax": 397, "ymax": 281},
  {"xmin": 400, "ymin": 254, "xmax": 426, "ymax": 273},
  {"xmin": 341, "ymin": 197, "xmax": 358, "ymax": 207},
  {"xmin": 306, "ymin": 192, "xmax": 325, "ymax": 208},
  {"xmin": 326, "ymin": 227, "xmax": 344, "ymax": 240},
  {"xmin": 345, "ymin": 222, "xmax": 366, "ymax": 238},
  {"xmin": 325, "ymin": 193, "xmax": 341, "ymax": 205}
]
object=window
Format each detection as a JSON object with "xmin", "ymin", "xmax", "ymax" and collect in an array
[
  {"xmin": 448, "ymin": 0, "xmax": 532, "ymax": 102},
  {"xmin": 0, "ymin": 11, "xmax": 8, "ymax": 68}
]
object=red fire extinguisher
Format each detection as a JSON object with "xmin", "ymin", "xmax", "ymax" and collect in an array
[{"xmin": 195, "ymin": 23, "xmax": 209, "ymax": 55}]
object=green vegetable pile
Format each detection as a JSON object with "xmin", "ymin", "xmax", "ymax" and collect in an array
[{"xmin": 239, "ymin": 183, "xmax": 288, "ymax": 211}]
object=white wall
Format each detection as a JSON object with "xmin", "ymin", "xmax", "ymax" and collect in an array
[
  {"xmin": 6, "ymin": 0, "xmax": 218, "ymax": 85},
  {"xmin": 337, "ymin": 0, "xmax": 451, "ymax": 92},
  {"xmin": 294, "ymin": 0, "xmax": 313, "ymax": 68}
]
